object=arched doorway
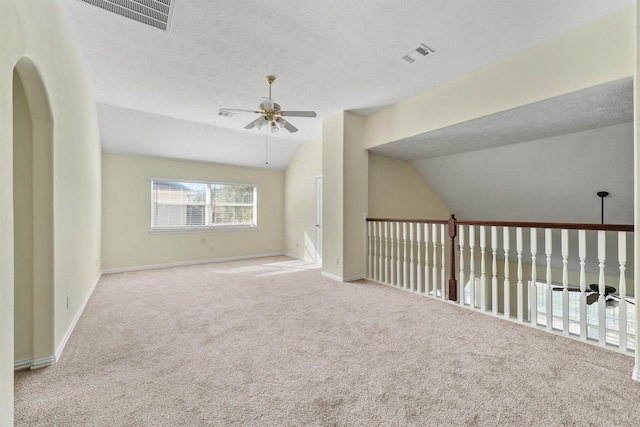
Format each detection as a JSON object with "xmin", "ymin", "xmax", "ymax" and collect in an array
[{"xmin": 13, "ymin": 57, "xmax": 55, "ymax": 370}]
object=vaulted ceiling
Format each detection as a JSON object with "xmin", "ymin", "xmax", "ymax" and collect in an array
[{"xmin": 59, "ymin": 0, "xmax": 633, "ymax": 170}]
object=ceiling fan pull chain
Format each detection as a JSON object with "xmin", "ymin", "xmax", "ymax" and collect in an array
[{"xmin": 265, "ymin": 126, "xmax": 269, "ymax": 165}]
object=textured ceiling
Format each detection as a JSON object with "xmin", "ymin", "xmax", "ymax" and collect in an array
[
  {"xmin": 58, "ymin": 0, "xmax": 634, "ymax": 169},
  {"xmin": 371, "ymin": 78, "xmax": 634, "ymax": 160}
]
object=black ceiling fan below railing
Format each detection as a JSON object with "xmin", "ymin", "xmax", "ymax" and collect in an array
[
  {"xmin": 218, "ymin": 76, "xmax": 317, "ymax": 133},
  {"xmin": 550, "ymin": 284, "xmax": 635, "ymax": 308}
]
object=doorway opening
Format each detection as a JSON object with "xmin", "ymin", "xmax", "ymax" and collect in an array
[{"xmin": 13, "ymin": 58, "xmax": 55, "ymax": 370}]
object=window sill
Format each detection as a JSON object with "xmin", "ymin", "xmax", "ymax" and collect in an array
[{"xmin": 150, "ymin": 225, "xmax": 257, "ymax": 235}]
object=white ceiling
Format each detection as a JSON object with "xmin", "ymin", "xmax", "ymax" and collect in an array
[
  {"xmin": 412, "ymin": 122, "xmax": 634, "ymax": 224},
  {"xmin": 371, "ymin": 78, "xmax": 634, "ymax": 160},
  {"xmin": 58, "ymin": 0, "xmax": 634, "ymax": 170}
]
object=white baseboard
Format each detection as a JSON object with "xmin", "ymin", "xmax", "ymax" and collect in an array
[
  {"xmin": 30, "ymin": 356, "xmax": 56, "ymax": 370},
  {"xmin": 101, "ymin": 252, "xmax": 287, "ymax": 274},
  {"xmin": 55, "ymin": 272, "xmax": 102, "ymax": 363},
  {"xmin": 14, "ymin": 272, "xmax": 102, "ymax": 371},
  {"xmin": 14, "ymin": 358, "xmax": 32, "ymax": 371}
]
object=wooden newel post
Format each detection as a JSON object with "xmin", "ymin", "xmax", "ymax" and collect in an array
[{"xmin": 448, "ymin": 214, "xmax": 457, "ymax": 301}]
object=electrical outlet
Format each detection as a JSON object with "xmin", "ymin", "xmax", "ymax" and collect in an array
[{"xmin": 335, "ymin": 257, "xmax": 339, "ymax": 265}]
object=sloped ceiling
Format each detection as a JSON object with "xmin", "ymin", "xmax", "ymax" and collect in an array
[
  {"xmin": 58, "ymin": 0, "xmax": 633, "ymax": 170},
  {"xmin": 411, "ymin": 121, "xmax": 633, "ymax": 224},
  {"xmin": 369, "ymin": 77, "xmax": 635, "ymax": 223}
]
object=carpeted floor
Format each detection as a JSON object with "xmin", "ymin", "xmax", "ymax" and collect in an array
[{"xmin": 14, "ymin": 256, "xmax": 640, "ymax": 426}]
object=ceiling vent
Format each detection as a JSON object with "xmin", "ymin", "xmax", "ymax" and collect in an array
[
  {"xmin": 401, "ymin": 43, "xmax": 435, "ymax": 64},
  {"xmin": 79, "ymin": 0, "xmax": 176, "ymax": 32}
]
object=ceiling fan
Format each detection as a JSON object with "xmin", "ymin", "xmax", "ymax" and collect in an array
[
  {"xmin": 218, "ymin": 76, "xmax": 317, "ymax": 134},
  {"xmin": 550, "ymin": 283, "xmax": 635, "ymax": 308}
]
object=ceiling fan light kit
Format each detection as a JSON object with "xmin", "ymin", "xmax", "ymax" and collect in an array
[{"xmin": 219, "ymin": 75, "xmax": 317, "ymax": 134}]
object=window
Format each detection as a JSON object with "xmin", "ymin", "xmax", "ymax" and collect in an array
[
  {"xmin": 151, "ymin": 179, "xmax": 256, "ymax": 232},
  {"xmin": 534, "ymin": 282, "xmax": 635, "ymax": 350}
]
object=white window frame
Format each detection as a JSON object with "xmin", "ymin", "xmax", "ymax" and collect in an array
[{"xmin": 149, "ymin": 177, "xmax": 257, "ymax": 234}]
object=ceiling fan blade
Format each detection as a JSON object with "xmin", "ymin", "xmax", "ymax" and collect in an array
[
  {"xmin": 260, "ymin": 97, "xmax": 274, "ymax": 110},
  {"xmin": 589, "ymin": 283, "xmax": 617, "ymax": 296},
  {"xmin": 244, "ymin": 116, "xmax": 267, "ymax": 130},
  {"xmin": 281, "ymin": 110, "xmax": 317, "ymax": 118},
  {"xmin": 219, "ymin": 108, "xmax": 260, "ymax": 114},
  {"xmin": 550, "ymin": 285, "xmax": 581, "ymax": 292},
  {"xmin": 608, "ymin": 294, "xmax": 636, "ymax": 305},
  {"xmin": 586, "ymin": 293, "xmax": 600, "ymax": 305},
  {"xmin": 277, "ymin": 117, "xmax": 298, "ymax": 133}
]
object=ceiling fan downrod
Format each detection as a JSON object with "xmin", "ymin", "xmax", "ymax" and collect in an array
[
  {"xmin": 597, "ymin": 191, "xmax": 609, "ymax": 225},
  {"xmin": 266, "ymin": 75, "xmax": 275, "ymax": 99}
]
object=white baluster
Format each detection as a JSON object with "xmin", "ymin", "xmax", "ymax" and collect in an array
[
  {"xmin": 432, "ymin": 224, "xmax": 438, "ymax": 298},
  {"xmin": 424, "ymin": 224, "xmax": 431, "ymax": 295},
  {"xmin": 409, "ymin": 223, "xmax": 415, "ymax": 292},
  {"xmin": 389, "ymin": 222, "xmax": 395, "ymax": 286},
  {"xmin": 516, "ymin": 228, "xmax": 523, "ymax": 322},
  {"xmin": 469, "ymin": 226, "xmax": 476, "ymax": 308},
  {"xmin": 545, "ymin": 229, "xmax": 553, "ymax": 331},
  {"xmin": 480, "ymin": 226, "xmax": 487, "ymax": 312},
  {"xmin": 503, "ymin": 227, "xmax": 511, "ymax": 319},
  {"xmin": 367, "ymin": 221, "xmax": 373, "ymax": 279},
  {"xmin": 578, "ymin": 230, "xmax": 587, "ymax": 340},
  {"xmin": 459, "ymin": 226, "xmax": 465, "ymax": 306},
  {"xmin": 491, "ymin": 226, "xmax": 498, "ymax": 315},
  {"xmin": 378, "ymin": 221, "xmax": 383, "ymax": 282},
  {"xmin": 372, "ymin": 222, "xmax": 378, "ymax": 281},
  {"xmin": 598, "ymin": 230, "xmax": 606, "ymax": 344},
  {"xmin": 416, "ymin": 223, "xmax": 423, "ymax": 294},
  {"xmin": 530, "ymin": 229, "xmax": 538, "ymax": 325},
  {"xmin": 561, "ymin": 229, "xmax": 569, "ymax": 336},
  {"xmin": 396, "ymin": 222, "xmax": 401, "ymax": 287},
  {"xmin": 618, "ymin": 232, "xmax": 627, "ymax": 351},
  {"xmin": 403, "ymin": 222, "xmax": 408, "ymax": 290},
  {"xmin": 380, "ymin": 221, "xmax": 389, "ymax": 283},
  {"xmin": 441, "ymin": 224, "xmax": 446, "ymax": 300}
]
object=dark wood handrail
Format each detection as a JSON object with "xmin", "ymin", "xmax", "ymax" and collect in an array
[
  {"xmin": 365, "ymin": 215, "xmax": 634, "ymax": 302},
  {"xmin": 366, "ymin": 218, "xmax": 448, "ymax": 225},
  {"xmin": 366, "ymin": 217, "xmax": 633, "ymax": 232},
  {"xmin": 456, "ymin": 220, "xmax": 633, "ymax": 232}
]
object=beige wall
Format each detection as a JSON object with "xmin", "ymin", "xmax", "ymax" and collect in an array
[
  {"xmin": 322, "ymin": 113, "xmax": 345, "ymax": 278},
  {"xmin": 284, "ymin": 139, "xmax": 322, "ymax": 262},
  {"xmin": 13, "ymin": 71, "xmax": 33, "ymax": 363},
  {"xmin": 0, "ymin": 0, "xmax": 103, "ymax": 423},
  {"xmin": 368, "ymin": 153, "xmax": 451, "ymax": 219},
  {"xmin": 321, "ymin": 111, "xmax": 369, "ymax": 280},
  {"xmin": 364, "ymin": 7, "xmax": 634, "ymax": 149},
  {"xmin": 102, "ymin": 153, "xmax": 284, "ymax": 270},
  {"xmin": 343, "ymin": 112, "xmax": 368, "ymax": 279}
]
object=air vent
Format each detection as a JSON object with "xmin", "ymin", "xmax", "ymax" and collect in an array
[
  {"xmin": 79, "ymin": 0, "xmax": 175, "ymax": 32},
  {"xmin": 415, "ymin": 43, "xmax": 435, "ymax": 57},
  {"xmin": 401, "ymin": 55, "xmax": 416, "ymax": 64},
  {"xmin": 400, "ymin": 43, "xmax": 436, "ymax": 64}
]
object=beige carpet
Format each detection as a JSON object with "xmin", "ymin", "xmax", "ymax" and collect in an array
[{"xmin": 14, "ymin": 256, "xmax": 640, "ymax": 426}]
